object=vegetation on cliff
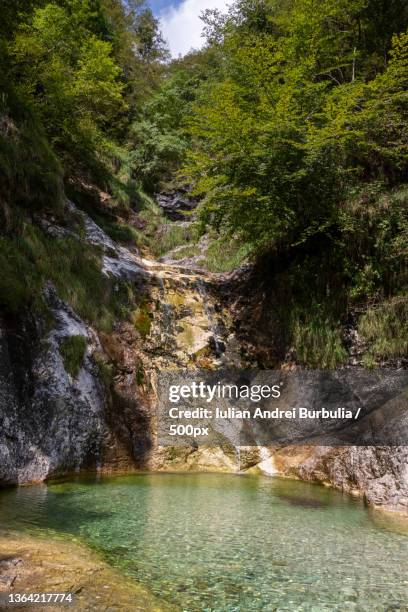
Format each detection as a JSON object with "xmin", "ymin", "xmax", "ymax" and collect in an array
[
  {"xmin": 0, "ymin": 0, "xmax": 407, "ymax": 367},
  {"xmin": 0, "ymin": 0, "xmax": 166, "ymax": 327}
]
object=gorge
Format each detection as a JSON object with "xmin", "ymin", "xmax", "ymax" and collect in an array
[{"xmin": 1, "ymin": 0, "xmax": 407, "ymax": 608}]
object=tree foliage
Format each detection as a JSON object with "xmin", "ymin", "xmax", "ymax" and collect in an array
[
  {"xmin": 177, "ymin": 0, "xmax": 408, "ymax": 364},
  {"xmin": 10, "ymin": 3, "xmax": 125, "ymax": 156},
  {"xmin": 1, "ymin": 0, "xmax": 169, "ymax": 203},
  {"xmin": 186, "ymin": 0, "xmax": 408, "ymax": 250}
]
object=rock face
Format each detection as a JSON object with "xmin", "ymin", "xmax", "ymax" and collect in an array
[
  {"xmin": 156, "ymin": 188, "xmax": 197, "ymax": 221},
  {"xmin": 274, "ymin": 445, "xmax": 408, "ymax": 514},
  {"xmin": 0, "ymin": 281, "xmax": 152, "ymax": 484},
  {"xmin": 0, "ymin": 197, "xmax": 407, "ymax": 515},
  {"xmin": 0, "ymin": 290, "xmax": 106, "ymax": 484}
]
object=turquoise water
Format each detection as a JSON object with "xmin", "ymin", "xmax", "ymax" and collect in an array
[{"xmin": 0, "ymin": 473, "xmax": 407, "ymax": 611}]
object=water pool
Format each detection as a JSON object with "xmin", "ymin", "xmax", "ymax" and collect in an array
[{"xmin": 0, "ymin": 473, "xmax": 407, "ymax": 611}]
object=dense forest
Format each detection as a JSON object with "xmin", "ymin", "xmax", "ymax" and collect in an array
[{"xmin": 1, "ymin": 0, "xmax": 407, "ymax": 368}]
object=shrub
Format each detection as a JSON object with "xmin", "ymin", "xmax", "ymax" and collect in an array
[{"xmin": 0, "ymin": 86, "xmax": 63, "ymax": 219}]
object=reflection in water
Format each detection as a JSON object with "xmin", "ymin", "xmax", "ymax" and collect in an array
[
  {"xmin": 0, "ymin": 483, "xmax": 49, "ymax": 526},
  {"xmin": 0, "ymin": 473, "xmax": 407, "ymax": 611}
]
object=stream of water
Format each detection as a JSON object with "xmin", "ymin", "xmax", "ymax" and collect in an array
[{"xmin": 0, "ymin": 473, "xmax": 407, "ymax": 611}]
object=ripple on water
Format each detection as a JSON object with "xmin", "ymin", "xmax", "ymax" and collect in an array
[{"xmin": 0, "ymin": 473, "xmax": 407, "ymax": 611}]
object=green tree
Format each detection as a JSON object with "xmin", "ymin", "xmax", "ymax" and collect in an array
[
  {"xmin": 10, "ymin": 3, "xmax": 125, "ymax": 165},
  {"xmin": 186, "ymin": 0, "xmax": 408, "ymax": 252}
]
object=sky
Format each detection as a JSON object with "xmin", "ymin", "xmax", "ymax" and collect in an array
[{"xmin": 149, "ymin": 0, "xmax": 230, "ymax": 57}]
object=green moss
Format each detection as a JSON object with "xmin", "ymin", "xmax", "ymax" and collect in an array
[
  {"xmin": 135, "ymin": 366, "xmax": 145, "ymax": 386},
  {"xmin": 132, "ymin": 306, "xmax": 152, "ymax": 337},
  {"xmin": 59, "ymin": 335, "xmax": 87, "ymax": 377},
  {"xmin": 166, "ymin": 290, "xmax": 187, "ymax": 308},
  {"xmin": 94, "ymin": 353, "xmax": 115, "ymax": 388}
]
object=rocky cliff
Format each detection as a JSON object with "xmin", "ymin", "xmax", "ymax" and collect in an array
[{"xmin": 0, "ymin": 197, "xmax": 407, "ymax": 515}]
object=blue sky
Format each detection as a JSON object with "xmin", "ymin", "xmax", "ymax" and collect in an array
[
  {"xmin": 148, "ymin": 0, "xmax": 230, "ymax": 57},
  {"xmin": 149, "ymin": 0, "xmax": 180, "ymax": 13}
]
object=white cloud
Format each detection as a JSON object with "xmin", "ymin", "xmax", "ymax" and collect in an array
[{"xmin": 160, "ymin": 0, "xmax": 229, "ymax": 57}]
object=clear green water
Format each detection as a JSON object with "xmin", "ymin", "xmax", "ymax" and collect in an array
[{"xmin": 0, "ymin": 473, "xmax": 407, "ymax": 611}]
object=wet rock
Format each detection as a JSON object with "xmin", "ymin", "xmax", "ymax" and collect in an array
[
  {"xmin": 38, "ymin": 217, "xmax": 78, "ymax": 239},
  {"xmin": 66, "ymin": 200, "xmax": 118, "ymax": 255},
  {"xmin": 0, "ymin": 557, "xmax": 23, "ymax": 570},
  {"xmin": 0, "ymin": 286, "xmax": 108, "ymax": 484},
  {"xmin": 102, "ymin": 253, "xmax": 147, "ymax": 282}
]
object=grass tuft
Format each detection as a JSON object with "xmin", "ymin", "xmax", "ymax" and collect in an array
[
  {"xmin": 150, "ymin": 223, "xmax": 200, "ymax": 258},
  {"xmin": 291, "ymin": 315, "xmax": 347, "ymax": 369},
  {"xmin": 59, "ymin": 335, "xmax": 87, "ymax": 377},
  {"xmin": 166, "ymin": 244, "xmax": 201, "ymax": 261},
  {"xmin": 203, "ymin": 237, "xmax": 250, "ymax": 273},
  {"xmin": 94, "ymin": 352, "xmax": 115, "ymax": 388},
  {"xmin": 359, "ymin": 297, "xmax": 408, "ymax": 366},
  {"xmin": 0, "ymin": 222, "xmax": 135, "ymax": 331},
  {"xmin": 132, "ymin": 306, "xmax": 152, "ymax": 337}
]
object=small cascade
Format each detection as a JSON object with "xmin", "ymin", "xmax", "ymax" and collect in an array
[
  {"xmin": 236, "ymin": 446, "xmax": 241, "ymax": 472},
  {"xmin": 196, "ymin": 279, "xmax": 224, "ymax": 358},
  {"xmin": 148, "ymin": 276, "xmax": 181, "ymax": 358},
  {"xmin": 257, "ymin": 445, "xmax": 277, "ymax": 475}
]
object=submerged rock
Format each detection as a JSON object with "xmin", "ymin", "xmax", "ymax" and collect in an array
[{"xmin": 0, "ymin": 531, "xmax": 174, "ymax": 611}]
